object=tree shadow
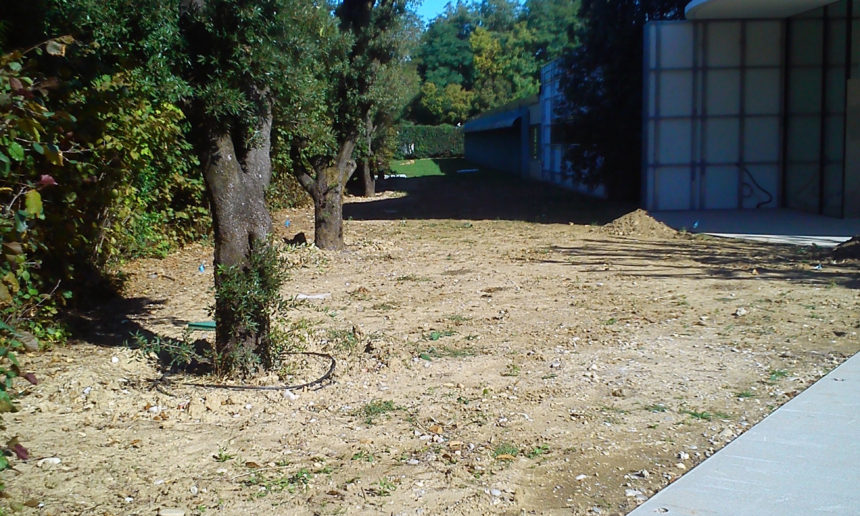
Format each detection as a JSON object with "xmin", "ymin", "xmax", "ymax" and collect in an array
[
  {"xmin": 346, "ymin": 167, "xmax": 633, "ymax": 225},
  {"xmin": 536, "ymin": 237, "xmax": 859, "ymax": 289}
]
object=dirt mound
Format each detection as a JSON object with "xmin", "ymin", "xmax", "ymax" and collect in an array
[
  {"xmin": 603, "ymin": 209, "xmax": 678, "ymax": 238},
  {"xmin": 832, "ymin": 236, "xmax": 860, "ymax": 260}
]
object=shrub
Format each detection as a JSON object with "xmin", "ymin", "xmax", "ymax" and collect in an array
[{"xmin": 394, "ymin": 124, "xmax": 463, "ymax": 159}]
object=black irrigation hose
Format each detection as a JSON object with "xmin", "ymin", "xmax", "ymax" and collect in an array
[{"xmin": 178, "ymin": 352, "xmax": 336, "ymax": 392}]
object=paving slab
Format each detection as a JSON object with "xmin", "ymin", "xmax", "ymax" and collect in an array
[
  {"xmin": 628, "ymin": 352, "xmax": 860, "ymax": 516},
  {"xmin": 650, "ymin": 209, "xmax": 860, "ymax": 248}
]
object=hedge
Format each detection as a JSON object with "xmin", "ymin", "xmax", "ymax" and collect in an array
[{"xmin": 395, "ymin": 124, "xmax": 464, "ymax": 159}]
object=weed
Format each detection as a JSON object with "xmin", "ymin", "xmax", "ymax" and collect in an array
[
  {"xmin": 493, "ymin": 443, "xmax": 519, "ymax": 459},
  {"xmin": 212, "ymin": 238, "xmax": 291, "ymax": 375},
  {"xmin": 374, "ymin": 477, "xmax": 397, "ymax": 496},
  {"xmin": 425, "ymin": 329, "xmax": 455, "ymax": 341},
  {"xmin": 736, "ymin": 390, "xmax": 754, "ymax": 399},
  {"xmin": 526, "ymin": 445, "xmax": 550, "ymax": 459},
  {"xmin": 645, "ymin": 404, "xmax": 667, "ymax": 413},
  {"xmin": 214, "ymin": 447, "xmax": 234, "ymax": 462},
  {"xmin": 604, "ymin": 317, "xmax": 617, "ymax": 325},
  {"xmin": 327, "ymin": 328, "xmax": 359, "ymax": 352},
  {"xmin": 351, "ymin": 450, "xmax": 375, "ymax": 462},
  {"xmin": 501, "ymin": 363, "xmax": 520, "ymax": 377},
  {"xmin": 681, "ymin": 409, "xmax": 713, "ymax": 420},
  {"xmin": 541, "ymin": 373, "xmax": 557, "ymax": 380},
  {"xmin": 396, "ymin": 274, "xmax": 428, "ymax": 282},
  {"xmin": 681, "ymin": 409, "xmax": 729, "ymax": 421},
  {"xmin": 360, "ymin": 399, "xmax": 398, "ymax": 424},
  {"xmin": 129, "ymin": 329, "xmax": 200, "ymax": 370},
  {"xmin": 418, "ymin": 345, "xmax": 474, "ymax": 360},
  {"xmin": 244, "ymin": 468, "xmax": 312, "ymax": 497},
  {"xmin": 371, "ymin": 302, "xmax": 397, "ymax": 311},
  {"xmin": 768, "ymin": 369, "xmax": 789, "ymax": 382},
  {"xmin": 446, "ymin": 314, "xmax": 471, "ymax": 323}
]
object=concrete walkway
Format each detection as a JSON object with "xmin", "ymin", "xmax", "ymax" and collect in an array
[
  {"xmin": 628, "ymin": 352, "xmax": 860, "ymax": 516},
  {"xmin": 650, "ymin": 209, "xmax": 860, "ymax": 248}
]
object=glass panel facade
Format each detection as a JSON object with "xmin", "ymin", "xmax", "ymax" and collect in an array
[{"xmin": 784, "ymin": 0, "xmax": 857, "ymax": 217}]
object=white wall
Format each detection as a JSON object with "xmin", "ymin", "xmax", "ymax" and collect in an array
[{"xmin": 643, "ymin": 20, "xmax": 784, "ymax": 211}]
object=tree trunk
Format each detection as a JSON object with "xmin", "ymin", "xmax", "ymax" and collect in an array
[
  {"xmin": 361, "ymin": 159, "xmax": 375, "ymax": 197},
  {"xmin": 296, "ymin": 141, "xmax": 357, "ymax": 250},
  {"xmin": 361, "ymin": 113, "xmax": 375, "ymax": 196},
  {"xmin": 200, "ymin": 102, "xmax": 274, "ymax": 364}
]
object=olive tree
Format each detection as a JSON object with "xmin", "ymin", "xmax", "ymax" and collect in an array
[
  {"xmin": 54, "ymin": 0, "xmax": 333, "ymax": 370},
  {"xmin": 286, "ymin": 0, "xmax": 412, "ymax": 249}
]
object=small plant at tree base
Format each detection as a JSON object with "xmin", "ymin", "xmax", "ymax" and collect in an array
[
  {"xmin": 129, "ymin": 330, "xmax": 201, "ymax": 370},
  {"xmin": 212, "ymin": 238, "xmax": 290, "ymax": 376}
]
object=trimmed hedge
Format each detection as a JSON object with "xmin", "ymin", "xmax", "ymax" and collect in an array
[{"xmin": 395, "ymin": 124, "xmax": 464, "ymax": 159}]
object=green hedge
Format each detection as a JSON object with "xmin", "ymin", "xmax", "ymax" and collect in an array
[{"xmin": 395, "ymin": 124, "xmax": 463, "ymax": 159}]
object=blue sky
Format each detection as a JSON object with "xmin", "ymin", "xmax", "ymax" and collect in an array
[{"xmin": 415, "ymin": 0, "xmax": 451, "ymax": 23}]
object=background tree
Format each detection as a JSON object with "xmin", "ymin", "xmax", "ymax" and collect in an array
[
  {"xmin": 409, "ymin": 0, "xmax": 578, "ymax": 125},
  {"xmin": 558, "ymin": 0, "xmax": 687, "ymax": 201},
  {"xmin": 287, "ymin": 0, "xmax": 411, "ymax": 249},
  {"xmin": 524, "ymin": 0, "xmax": 582, "ymax": 62}
]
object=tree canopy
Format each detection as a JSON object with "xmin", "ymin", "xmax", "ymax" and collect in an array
[{"xmin": 410, "ymin": 0, "xmax": 581, "ymax": 125}]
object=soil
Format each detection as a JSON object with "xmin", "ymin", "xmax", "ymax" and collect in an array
[{"xmin": 2, "ymin": 171, "xmax": 858, "ymax": 516}]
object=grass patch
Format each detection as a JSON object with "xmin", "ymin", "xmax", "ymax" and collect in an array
[
  {"xmin": 526, "ymin": 445, "xmax": 550, "ymax": 459},
  {"xmin": 493, "ymin": 443, "xmax": 519, "ymax": 459},
  {"xmin": 326, "ymin": 328, "xmax": 359, "ymax": 351},
  {"xmin": 389, "ymin": 158, "xmax": 475, "ymax": 178},
  {"xmin": 681, "ymin": 409, "xmax": 731, "ymax": 421},
  {"xmin": 768, "ymin": 369, "xmax": 789, "ymax": 382},
  {"xmin": 351, "ymin": 450, "xmax": 375, "ymax": 462},
  {"xmin": 359, "ymin": 399, "xmax": 398, "ymax": 425},
  {"xmin": 736, "ymin": 390, "xmax": 755, "ymax": 399}
]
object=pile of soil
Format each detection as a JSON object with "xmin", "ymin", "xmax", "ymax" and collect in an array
[
  {"xmin": 602, "ymin": 209, "xmax": 678, "ymax": 239},
  {"xmin": 832, "ymin": 236, "xmax": 860, "ymax": 260}
]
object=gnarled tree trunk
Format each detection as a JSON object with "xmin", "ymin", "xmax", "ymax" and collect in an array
[
  {"xmin": 199, "ymin": 100, "xmax": 274, "ymax": 361},
  {"xmin": 296, "ymin": 141, "xmax": 357, "ymax": 250}
]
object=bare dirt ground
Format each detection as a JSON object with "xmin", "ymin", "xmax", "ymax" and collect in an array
[{"xmin": 3, "ymin": 170, "xmax": 858, "ymax": 515}]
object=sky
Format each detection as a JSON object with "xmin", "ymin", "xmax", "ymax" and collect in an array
[{"xmin": 415, "ymin": 0, "xmax": 451, "ymax": 23}]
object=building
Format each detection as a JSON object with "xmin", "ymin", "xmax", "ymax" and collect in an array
[
  {"xmin": 643, "ymin": 0, "xmax": 860, "ymax": 217},
  {"xmin": 463, "ymin": 64, "xmax": 607, "ymax": 198},
  {"xmin": 463, "ymin": 96, "xmax": 539, "ymax": 179}
]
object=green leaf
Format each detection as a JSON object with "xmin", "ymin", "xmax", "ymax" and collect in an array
[
  {"xmin": 14, "ymin": 213, "xmax": 27, "ymax": 233},
  {"xmin": 32, "ymin": 142, "xmax": 44, "ymax": 155},
  {"xmin": 7, "ymin": 142, "xmax": 24, "ymax": 162},
  {"xmin": 24, "ymin": 190, "xmax": 42, "ymax": 217}
]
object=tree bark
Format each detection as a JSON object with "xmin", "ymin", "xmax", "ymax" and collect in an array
[
  {"xmin": 295, "ymin": 141, "xmax": 357, "ymax": 250},
  {"xmin": 199, "ymin": 100, "xmax": 274, "ymax": 362},
  {"xmin": 361, "ymin": 112, "xmax": 376, "ymax": 197}
]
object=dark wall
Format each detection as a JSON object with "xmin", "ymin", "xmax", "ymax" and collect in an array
[{"xmin": 465, "ymin": 121, "xmax": 523, "ymax": 175}]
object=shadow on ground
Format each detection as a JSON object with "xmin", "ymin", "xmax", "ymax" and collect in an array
[
  {"xmin": 346, "ymin": 169, "xmax": 634, "ymax": 225},
  {"xmin": 537, "ymin": 237, "xmax": 859, "ymax": 289}
]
